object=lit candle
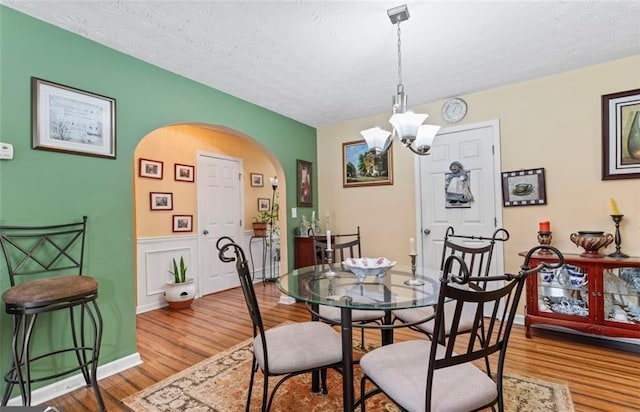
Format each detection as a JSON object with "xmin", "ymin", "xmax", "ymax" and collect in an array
[
  {"xmin": 539, "ymin": 221, "xmax": 550, "ymax": 232},
  {"xmin": 326, "ymin": 230, "xmax": 331, "ymax": 250},
  {"xmin": 409, "ymin": 238, "xmax": 416, "ymax": 255},
  {"xmin": 610, "ymin": 198, "xmax": 620, "ymax": 215}
]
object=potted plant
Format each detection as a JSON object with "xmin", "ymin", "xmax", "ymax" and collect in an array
[
  {"xmin": 164, "ymin": 256, "xmax": 196, "ymax": 309},
  {"xmin": 252, "ymin": 213, "xmax": 270, "ymax": 237}
]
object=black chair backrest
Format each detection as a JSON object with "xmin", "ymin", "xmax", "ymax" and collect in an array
[
  {"xmin": 425, "ymin": 246, "xmax": 564, "ymax": 410},
  {"xmin": 311, "ymin": 226, "xmax": 361, "ymax": 266},
  {"xmin": 439, "ymin": 226, "xmax": 509, "ymax": 290},
  {"xmin": 0, "ymin": 216, "xmax": 87, "ymax": 286},
  {"xmin": 216, "ymin": 237, "xmax": 272, "ymax": 370}
]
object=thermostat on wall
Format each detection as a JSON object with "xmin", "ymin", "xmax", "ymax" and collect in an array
[{"xmin": 0, "ymin": 143, "xmax": 14, "ymax": 160}]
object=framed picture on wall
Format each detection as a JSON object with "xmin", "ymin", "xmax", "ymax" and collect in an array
[
  {"xmin": 258, "ymin": 198, "xmax": 270, "ymax": 211},
  {"xmin": 172, "ymin": 215, "xmax": 193, "ymax": 232},
  {"xmin": 175, "ymin": 163, "xmax": 195, "ymax": 182},
  {"xmin": 297, "ymin": 159, "xmax": 313, "ymax": 207},
  {"xmin": 139, "ymin": 158, "xmax": 163, "ymax": 179},
  {"xmin": 250, "ymin": 173, "xmax": 264, "ymax": 187},
  {"xmin": 150, "ymin": 192, "xmax": 173, "ymax": 210},
  {"xmin": 31, "ymin": 77, "xmax": 116, "ymax": 159},
  {"xmin": 342, "ymin": 140, "xmax": 393, "ymax": 187},
  {"xmin": 602, "ymin": 88, "xmax": 640, "ymax": 180},
  {"xmin": 501, "ymin": 168, "xmax": 547, "ymax": 207}
]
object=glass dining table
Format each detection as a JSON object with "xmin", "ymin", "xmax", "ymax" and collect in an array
[{"xmin": 277, "ymin": 264, "xmax": 442, "ymax": 411}]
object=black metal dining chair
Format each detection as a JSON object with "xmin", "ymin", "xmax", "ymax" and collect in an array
[
  {"xmin": 308, "ymin": 227, "xmax": 385, "ymax": 349},
  {"xmin": 0, "ymin": 216, "xmax": 104, "ymax": 410},
  {"xmin": 359, "ymin": 246, "xmax": 564, "ymax": 412},
  {"xmin": 393, "ymin": 226, "xmax": 510, "ymax": 339},
  {"xmin": 217, "ymin": 236, "xmax": 343, "ymax": 412}
]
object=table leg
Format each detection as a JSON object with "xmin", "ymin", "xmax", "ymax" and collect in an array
[
  {"xmin": 381, "ymin": 310, "xmax": 394, "ymax": 346},
  {"xmin": 340, "ymin": 307, "xmax": 354, "ymax": 411}
]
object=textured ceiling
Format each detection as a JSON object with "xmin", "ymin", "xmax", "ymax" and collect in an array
[{"xmin": 3, "ymin": 1, "xmax": 640, "ymax": 127}]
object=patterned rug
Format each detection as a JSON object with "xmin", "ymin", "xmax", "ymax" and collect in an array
[{"xmin": 122, "ymin": 338, "xmax": 574, "ymax": 412}]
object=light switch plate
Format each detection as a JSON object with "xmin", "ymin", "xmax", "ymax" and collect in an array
[
  {"xmin": 291, "ymin": 208, "xmax": 297, "ymax": 218},
  {"xmin": 0, "ymin": 142, "xmax": 14, "ymax": 159}
]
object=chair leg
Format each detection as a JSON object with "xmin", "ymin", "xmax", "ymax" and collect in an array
[
  {"xmin": 87, "ymin": 301, "xmax": 105, "ymax": 411},
  {"xmin": 261, "ymin": 372, "xmax": 269, "ymax": 412},
  {"xmin": 320, "ymin": 368, "xmax": 328, "ymax": 394},
  {"xmin": 246, "ymin": 359, "xmax": 257, "ymax": 412}
]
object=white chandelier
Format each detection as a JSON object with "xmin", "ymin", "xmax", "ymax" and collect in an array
[{"xmin": 361, "ymin": 4, "xmax": 440, "ymax": 156}]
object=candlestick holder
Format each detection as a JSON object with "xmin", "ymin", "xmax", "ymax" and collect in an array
[
  {"xmin": 404, "ymin": 253, "xmax": 424, "ymax": 286},
  {"xmin": 536, "ymin": 231, "xmax": 553, "ymax": 255},
  {"xmin": 608, "ymin": 214, "xmax": 629, "ymax": 258},
  {"xmin": 325, "ymin": 248, "xmax": 336, "ymax": 277}
]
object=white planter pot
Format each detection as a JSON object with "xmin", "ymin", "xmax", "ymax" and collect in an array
[{"xmin": 164, "ymin": 278, "xmax": 196, "ymax": 309}]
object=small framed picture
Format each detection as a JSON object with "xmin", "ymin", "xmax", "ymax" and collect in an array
[
  {"xmin": 175, "ymin": 163, "xmax": 195, "ymax": 182},
  {"xmin": 172, "ymin": 215, "xmax": 193, "ymax": 232},
  {"xmin": 139, "ymin": 158, "xmax": 163, "ymax": 179},
  {"xmin": 31, "ymin": 77, "xmax": 116, "ymax": 159},
  {"xmin": 297, "ymin": 159, "xmax": 313, "ymax": 207},
  {"xmin": 150, "ymin": 192, "xmax": 173, "ymax": 210},
  {"xmin": 258, "ymin": 198, "xmax": 271, "ymax": 212},
  {"xmin": 250, "ymin": 173, "xmax": 264, "ymax": 187},
  {"xmin": 501, "ymin": 168, "xmax": 547, "ymax": 207}
]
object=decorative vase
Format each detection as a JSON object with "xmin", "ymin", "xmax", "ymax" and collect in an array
[
  {"xmin": 569, "ymin": 231, "xmax": 614, "ymax": 258},
  {"xmin": 164, "ymin": 278, "xmax": 196, "ymax": 309},
  {"xmin": 627, "ymin": 110, "xmax": 640, "ymax": 160}
]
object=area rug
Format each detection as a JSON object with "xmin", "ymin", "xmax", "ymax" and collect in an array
[{"xmin": 122, "ymin": 338, "xmax": 574, "ymax": 412}]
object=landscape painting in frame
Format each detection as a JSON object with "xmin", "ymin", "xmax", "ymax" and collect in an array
[
  {"xmin": 342, "ymin": 140, "xmax": 393, "ymax": 188},
  {"xmin": 32, "ymin": 77, "xmax": 116, "ymax": 159}
]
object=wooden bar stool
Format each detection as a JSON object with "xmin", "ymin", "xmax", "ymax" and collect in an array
[{"xmin": 0, "ymin": 216, "xmax": 104, "ymax": 410}]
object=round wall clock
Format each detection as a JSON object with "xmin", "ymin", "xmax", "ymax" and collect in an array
[{"xmin": 441, "ymin": 98, "xmax": 468, "ymax": 123}]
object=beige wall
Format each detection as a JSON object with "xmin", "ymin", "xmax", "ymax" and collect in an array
[
  {"xmin": 317, "ymin": 56, "xmax": 640, "ymax": 274},
  {"xmin": 134, "ymin": 124, "xmax": 282, "ymax": 237}
]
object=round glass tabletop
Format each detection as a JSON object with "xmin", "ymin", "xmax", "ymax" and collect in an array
[{"xmin": 277, "ymin": 265, "xmax": 441, "ymax": 311}]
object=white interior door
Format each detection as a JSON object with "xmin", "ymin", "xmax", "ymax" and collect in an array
[
  {"xmin": 416, "ymin": 120, "xmax": 503, "ymax": 278},
  {"xmin": 197, "ymin": 152, "xmax": 243, "ymax": 295}
]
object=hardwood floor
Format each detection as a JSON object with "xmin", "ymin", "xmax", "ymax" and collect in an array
[{"xmin": 40, "ymin": 282, "xmax": 640, "ymax": 411}]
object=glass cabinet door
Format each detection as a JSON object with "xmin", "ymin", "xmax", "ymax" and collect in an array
[
  {"xmin": 537, "ymin": 264, "xmax": 589, "ymax": 317},
  {"xmin": 604, "ymin": 267, "xmax": 640, "ymax": 324}
]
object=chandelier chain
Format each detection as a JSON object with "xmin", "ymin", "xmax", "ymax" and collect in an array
[{"xmin": 396, "ymin": 22, "xmax": 403, "ymax": 86}]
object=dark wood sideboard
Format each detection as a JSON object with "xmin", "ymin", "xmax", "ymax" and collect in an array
[
  {"xmin": 294, "ymin": 235, "xmax": 333, "ymax": 269},
  {"xmin": 521, "ymin": 252, "xmax": 640, "ymax": 339}
]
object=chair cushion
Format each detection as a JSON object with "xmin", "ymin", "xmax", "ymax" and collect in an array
[
  {"xmin": 360, "ymin": 340, "xmax": 497, "ymax": 412},
  {"xmin": 253, "ymin": 321, "xmax": 342, "ymax": 375},
  {"xmin": 319, "ymin": 305, "xmax": 385, "ymax": 323},
  {"xmin": 2, "ymin": 275, "xmax": 98, "ymax": 307},
  {"xmin": 394, "ymin": 301, "xmax": 478, "ymax": 336}
]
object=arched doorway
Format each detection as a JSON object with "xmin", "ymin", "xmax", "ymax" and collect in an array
[{"xmin": 132, "ymin": 123, "xmax": 287, "ymax": 312}]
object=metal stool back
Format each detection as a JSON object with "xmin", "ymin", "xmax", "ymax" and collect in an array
[{"xmin": 0, "ymin": 216, "xmax": 104, "ymax": 410}]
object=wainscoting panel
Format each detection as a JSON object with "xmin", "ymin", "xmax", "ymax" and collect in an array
[
  {"xmin": 136, "ymin": 235, "xmax": 199, "ymax": 313},
  {"xmin": 136, "ymin": 232, "xmax": 276, "ymax": 313}
]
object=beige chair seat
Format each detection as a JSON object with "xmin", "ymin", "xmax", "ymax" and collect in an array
[
  {"xmin": 360, "ymin": 340, "xmax": 497, "ymax": 412},
  {"xmin": 253, "ymin": 322, "xmax": 342, "ymax": 374}
]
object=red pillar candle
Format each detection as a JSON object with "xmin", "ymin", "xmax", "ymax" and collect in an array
[{"xmin": 539, "ymin": 221, "xmax": 550, "ymax": 232}]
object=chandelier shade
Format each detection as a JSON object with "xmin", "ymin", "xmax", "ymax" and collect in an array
[
  {"xmin": 360, "ymin": 127, "xmax": 392, "ymax": 154},
  {"xmin": 360, "ymin": 4, "xmax": 440, "ymax": 156}
]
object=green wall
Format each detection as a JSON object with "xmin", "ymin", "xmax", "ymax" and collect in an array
[{"xmin": 0, "ymin": 6, "xmax": 317, "ymax": 396}]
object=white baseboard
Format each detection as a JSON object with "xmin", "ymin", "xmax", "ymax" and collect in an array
[{"xmin": 7, "ymin": 352, "xmax": 143, "ymax": 406}]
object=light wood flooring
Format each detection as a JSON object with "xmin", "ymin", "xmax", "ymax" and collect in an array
[{"xmin": 37, "ymin": 282, "xmax": 640, "ymax": 411}]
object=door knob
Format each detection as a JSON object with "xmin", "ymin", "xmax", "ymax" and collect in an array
[
  {"xmin": 423, "ymin": 228, "xmax": 431, "ymax": 235},
  {"xmin": 203, "ymin": 230, "xmax": 209, "ymax": 235}
]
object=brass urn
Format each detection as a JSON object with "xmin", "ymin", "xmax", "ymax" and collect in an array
[{"xmin": 569, "ymin": 231, "xmax": 614, "ymax": 258}]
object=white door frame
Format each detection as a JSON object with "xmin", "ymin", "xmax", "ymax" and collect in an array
[{"xmin": 413, "ymin": 119, "xmax": 504, "ymax": 276}]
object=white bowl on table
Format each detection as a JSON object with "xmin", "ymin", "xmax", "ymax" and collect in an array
[{"xmin": 342, "ymin": 257, "xmax": 396, "ymax": 283}]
